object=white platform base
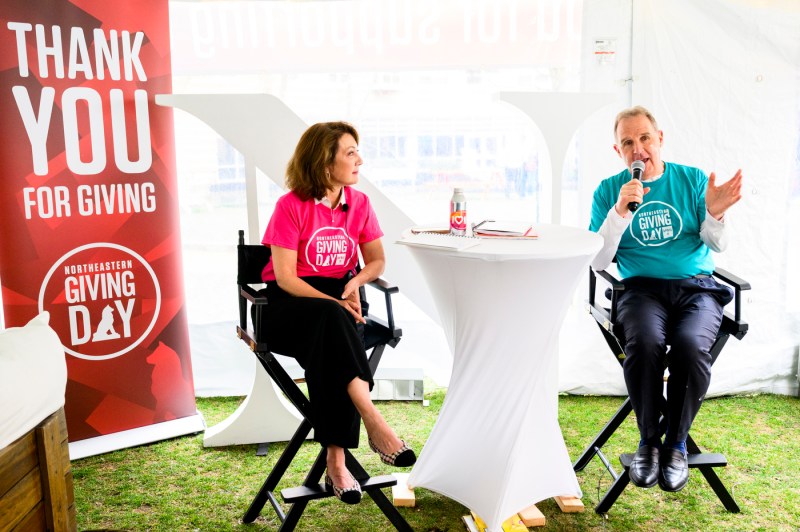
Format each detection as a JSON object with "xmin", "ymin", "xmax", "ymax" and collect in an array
[
  {"xmin": 69, "ymin": 413, "xmax": 206, "ymax": 460},
  {"xmin": 203, "ymin": 360, "xmax": 308, "ymax": 447},
  {"xmin": 371, "ymin": 367, "xmax": 424, "ymax": 401}
]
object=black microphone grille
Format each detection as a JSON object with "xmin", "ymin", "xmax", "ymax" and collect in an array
[{"xmin": 342, "ymin": 204, "xmax": 349, "ymax": 212}]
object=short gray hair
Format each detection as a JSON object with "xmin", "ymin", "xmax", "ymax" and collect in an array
[{"xmin": 614, "ymin": 106, "xmax": 659, "ymax": 141}]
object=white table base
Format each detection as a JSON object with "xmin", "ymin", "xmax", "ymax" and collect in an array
[{"xmin": 402, "ymin": 226, "xmax": 601, "ymax": 531}]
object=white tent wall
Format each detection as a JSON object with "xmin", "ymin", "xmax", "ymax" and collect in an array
[
  {"xmin": 559, "ymin": 0, "xmax": 800, "ymax": 396},
  {"xmin": 630, "ymin": 0, "xmax": 800, "ymax": 395},
  {"xmin": 556, "ymin": 0, "xmax": 633, "ymax": 395},
  {"xmin": 162, "ymin": 0, "xmax": 799, "ymax": 398}
]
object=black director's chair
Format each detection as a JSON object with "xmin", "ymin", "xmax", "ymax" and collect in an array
[
  {"xmin": 574, "ymin": 265, "xmax": 750, "ymax": 514},
  {"xmin": 234, "ymin": 230, "xmax": 412, "ymax": 531}
]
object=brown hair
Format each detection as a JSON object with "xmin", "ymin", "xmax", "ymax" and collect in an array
[
  {"xmin": 285, "ymin": 121, "xmax": 359, "ymax": 201},
  {"xmin": 613, "ymin": 106, "xmax": 659, "ymax": 142}
]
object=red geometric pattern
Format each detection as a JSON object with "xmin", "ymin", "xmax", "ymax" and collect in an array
[{"xmin": 0, "ymin": 0, "xmax": 195, "ymax": 442}]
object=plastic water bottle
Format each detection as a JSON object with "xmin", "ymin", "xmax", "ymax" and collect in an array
[{"xmin": 450, "ymin": 188, "xmax": 467, "ymax": 235}]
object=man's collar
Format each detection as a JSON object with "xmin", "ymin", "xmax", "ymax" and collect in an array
[{"xmin": 642, "ymin": 161, "xmax": 666, "ymax": 184}]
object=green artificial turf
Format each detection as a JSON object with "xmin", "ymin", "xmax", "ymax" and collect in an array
[{"xmin": 72, "ymin": 391, "xmax": 800, "ymax": 531}]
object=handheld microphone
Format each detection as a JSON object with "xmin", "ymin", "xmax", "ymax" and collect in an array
[{"xmin": 627, "ymin": 160, "xmax": 646, "ymax": 213}]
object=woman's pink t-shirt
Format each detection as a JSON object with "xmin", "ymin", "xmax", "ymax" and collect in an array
[{"xmin": 261, "ymin": 187, "xmax": 383, "ymax": 282}]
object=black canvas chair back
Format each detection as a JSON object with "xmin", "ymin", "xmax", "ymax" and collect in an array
[
  {"xmin": 574, "ymin": 264, "xmax": 750, "ymax": 514},
  {"xmin": 234, "ymin": 230, "xmax": 411, "ymax": 531}
]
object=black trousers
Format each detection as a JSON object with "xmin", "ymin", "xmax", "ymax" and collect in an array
[
  {"xmin": 616, "ymin": 276, "xmax": 733, "ymax": 444},
  {"xmin": 254, "ymin": 277, "xmax": 373, "ymax": 449}
]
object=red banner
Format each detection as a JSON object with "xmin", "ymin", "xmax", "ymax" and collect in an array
[{"xmin": 0, "ymin": 0, "xmax": 196, "ymax": 443}]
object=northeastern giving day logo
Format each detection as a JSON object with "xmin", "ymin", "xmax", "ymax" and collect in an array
[
  {"xmin": 38, "ymin": 243, "xmax": 161, "ymax": 360},
  {"xmin": 305, "ymin": 227, "xmax": 355, "ymax": 273},
  {"xmin": 629, "ymin": 201, "xmax": 683, "ymax": 247}
]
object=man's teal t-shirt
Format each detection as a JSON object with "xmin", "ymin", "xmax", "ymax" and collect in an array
[{"xmin": 589, "ymin": 162, "xmax": 714, "ymax": 280}]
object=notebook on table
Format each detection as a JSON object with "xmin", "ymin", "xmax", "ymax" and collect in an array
[
  {"xmin": 472, "ymin": 220, "xmax": 538, "ymax": 239},
  {"xmin": 399, "ymin": 228, "xmax": 481, "ymax": 251}
]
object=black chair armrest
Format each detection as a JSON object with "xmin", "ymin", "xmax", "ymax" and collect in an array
[
  {"xmin": 712, "ymin": 267, "xmax": 750, "ymax": 334},
  {"xmin": 366, "ymin": 277, "xmax": 399, "ymax": 332},
  {"xmin": 712, "ymin": 267, "xmax": 751, "ymax": 291},
  {"xmin": 588, "ymin": 268, "xmax": 625, "ymax": 326},
  {"xmin": 367, "ymin": 277, "xmax": 399, "ymax": 294},
  {"xmin": 238, "ymin": 284, "xmax": 268, "ymax": 334},
  {"xmin": 240, "ymin": 284, "xmax": 268, "ymax": 304},
  {"xmin": 594, "ymin": 269, "xmax": 625, "ymax": 290},
  {"xmin": 588, "ymin": 265, "xmax": 750, "ymax": 340}
]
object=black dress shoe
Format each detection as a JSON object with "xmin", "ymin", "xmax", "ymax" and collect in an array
[
  {"xmin": 629, "ymin": 445, "xmax": 660, "ymax": 488},
  {"xmin": 658, "ymin": 448, "xmax": 689, "ymax": 492}
]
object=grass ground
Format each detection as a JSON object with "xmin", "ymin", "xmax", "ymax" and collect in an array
[{"xmin": 73, "ymin": 391, "xmax": 800, "ymax": 531}]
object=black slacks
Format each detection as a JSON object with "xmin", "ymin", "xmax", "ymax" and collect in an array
[
  {"xmin": 254, "ymin": 277, "xmax": 373, "ymax": 449},
  {"xmin": 616, "ymin": 276, "xmax": 733, "ymax": 444}
]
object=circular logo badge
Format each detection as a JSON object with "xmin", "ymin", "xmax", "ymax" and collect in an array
[
  {"xmin": 629, "ymin": 201, "xmax": 683, "ymax": 247},
  {"xmin": 38, "ymin": 243, "xmax": 161, "ymax": 360},
  {"xmin": 305, "ymin": 226, "xmax": 355, "ymax": 273}
]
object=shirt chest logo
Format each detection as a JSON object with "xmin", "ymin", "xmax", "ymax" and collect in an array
[
  {"xmin": 629, "ymin": 201, "xmax": 683, "ymax": 247},
  {"xmin": 305, "ymin": 227, "xmax": 355, "ymax": 272}
]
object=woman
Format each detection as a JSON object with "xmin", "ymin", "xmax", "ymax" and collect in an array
[{"xmin": 257, "ymin": 122, "xmax": 415, "ymax": 504}]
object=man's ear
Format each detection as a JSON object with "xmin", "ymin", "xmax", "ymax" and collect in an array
[{"xmin": 613, "ymin": 144, "xmax": 622, "ymax": 158}]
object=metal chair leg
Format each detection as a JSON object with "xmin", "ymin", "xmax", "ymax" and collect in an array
[
  {"xmin": 574, "ymin": 398, "xmax": 633, "ymax": 471},
  {"xmin": 595, "ymin": 469, "xmax": 631, "ymax": 514}
]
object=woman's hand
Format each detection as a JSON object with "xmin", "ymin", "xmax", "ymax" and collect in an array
[
  {"xmin": 340, "ymin": 278, "xmax": 366, "ymax": 324},
  {"xmin": 272, "ymin": 245, "xmax": 368, "ymax": 323},
  {"xmin": 336, "ymin": 238, "xmax": 385, "ymax": 324}
]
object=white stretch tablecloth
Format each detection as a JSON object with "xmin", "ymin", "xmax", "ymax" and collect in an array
[{"xmin": 398, "ymin": 225, "xmax": 602, "ymax": 531}]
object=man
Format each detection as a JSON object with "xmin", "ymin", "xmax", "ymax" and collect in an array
[{"xmin": 589, "ymin": 106, "xmax": 743, "ymax": 492}]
